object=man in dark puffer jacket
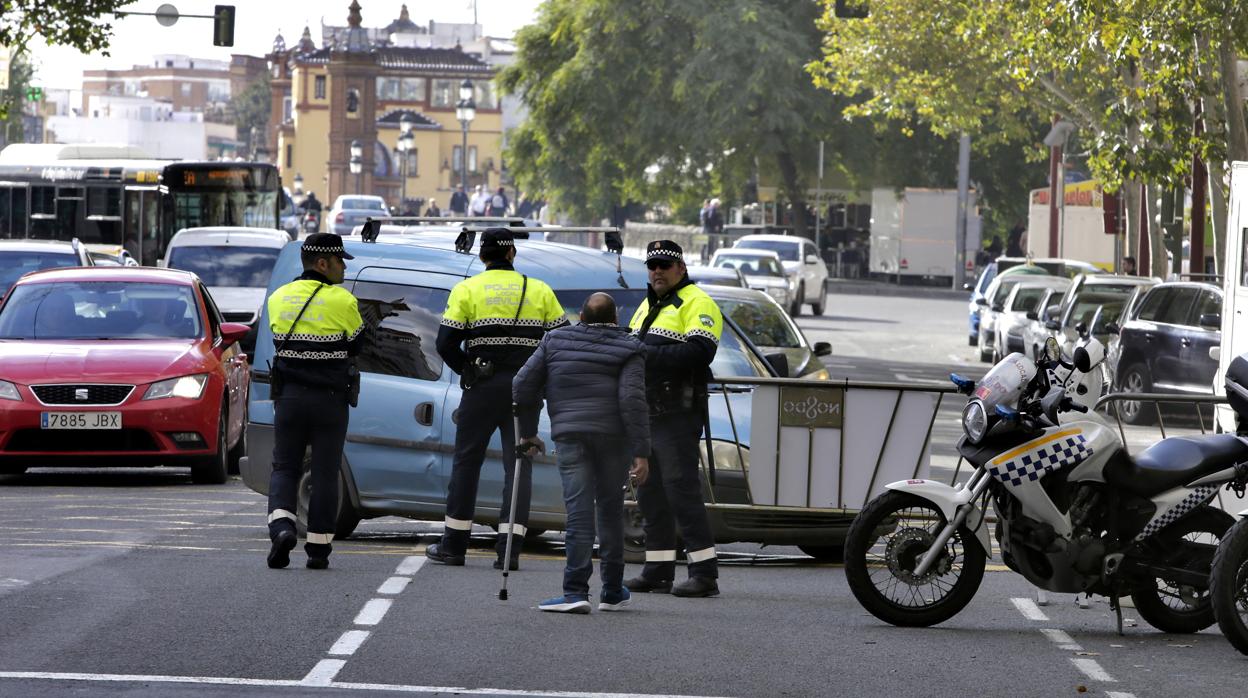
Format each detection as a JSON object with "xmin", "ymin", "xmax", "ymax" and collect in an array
[{"xmin": 513, "ymin": 292, "xmax": 650, "ymax": 614}]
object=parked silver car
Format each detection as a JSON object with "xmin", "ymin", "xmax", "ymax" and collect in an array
[
  {"xmin": 991, "ymin": 277, "xmax": 1069, "ymax": 363},
  {"xmin": 328, "ymin": 195, "xmax": 388, "ymax": 236},
  {"xmin": 706, "ymin": 284, "xmax": 831, "ymax": 379}
]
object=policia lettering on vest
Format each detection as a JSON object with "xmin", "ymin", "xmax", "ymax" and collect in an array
[
  {"xmin": 265, "ymin": 233, "xmax": 366, "ymax": 571},
  {"xmin": 426, "ymin": 229, "xmax": 570, "ymax": 569},
  {"xmin": 626, "ymin": 240, "xmax": 723, "ymax": 598}
]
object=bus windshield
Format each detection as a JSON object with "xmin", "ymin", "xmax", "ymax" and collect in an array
[{"xmin": 171, "ymin": 190, "xmax": 280, "ymax": 230}]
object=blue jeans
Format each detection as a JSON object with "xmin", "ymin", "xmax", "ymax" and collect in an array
[{"xmin": 555, "ymin": 435, "xmax": 630, "ymax": 597}]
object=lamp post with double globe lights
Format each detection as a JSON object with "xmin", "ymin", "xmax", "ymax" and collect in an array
[
  {"xmin": 349, "ymin": 139, "xmax": 363, "ymax": 195},
  {"xmin": 396, "ymin": 113, "xmax": 415, "ymax": 212},
  {"xmin": 456, "ymin": 78, "xmax": 475, "ymax": 196}
]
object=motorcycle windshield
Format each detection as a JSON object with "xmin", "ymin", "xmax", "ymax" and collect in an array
[{"xmin": 972, "ymin": 353, "xmax": 1035, "ymax": 414}]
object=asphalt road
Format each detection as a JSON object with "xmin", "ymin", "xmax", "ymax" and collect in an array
[{"xmin": 0, "ymin": 289, "xmax": 1242, "ymax": 697}]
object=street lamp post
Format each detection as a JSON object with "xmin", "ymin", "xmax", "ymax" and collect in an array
[
  {"xmin": 397, "ymin": 113, "xmax": 415, "ymax": 213},
  {"xmin": 349, "ymin": 139, "xmax": 363, "ymax": 196},
  {"xmin": 456, "ymin": 78, "xmax": 476, "ymax": 197}
]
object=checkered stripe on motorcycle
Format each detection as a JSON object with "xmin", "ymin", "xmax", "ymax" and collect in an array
[
  {"xmin": 1133, "ymin": 485, "xmax": 1219, "ymax": 541},
  {"xmin": 989, "ymin": 435, "xmax": 1090, "ymax": 487}
]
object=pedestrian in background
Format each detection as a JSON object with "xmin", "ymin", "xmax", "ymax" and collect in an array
[
  {"xmin": 513, "ymin": 292, "xmax": 650, "ymax": 614},
  {"xmin": 1121, "ymin": 256, "xmax": 1137, "ymax": 275},
  {"xmin": 424, "ymin": 199, "xmax": 442, "ymax": 217},
  {"xmin": 470, "ymin": 185, "xmax": 489, "ymax": 216},
  {"xmin": 450, "ymin": 185, "xmax": 468, "ymax": 215},
  {"xmin": 265, "ymin": 233, "xmax": 365, "ymax": 571},
  {"xmin": 626, "ymin": 240, "xmax": 723, "ymax": 598},
  {"xmin": 425, "ymin": 229, "xmax": 570, "ymax": 570},
  {"xmin": 489, "ymin": 187, "xmax": 510, "ymax": 216}
]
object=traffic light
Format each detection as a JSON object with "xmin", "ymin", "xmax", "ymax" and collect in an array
[{"xmin": 213, "ymin": 5, "xmax": 235, "ymax": 47}]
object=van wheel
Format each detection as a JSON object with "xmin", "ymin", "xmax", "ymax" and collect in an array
[
  {"xmin": 790, "ymin": 285, "xmax": 804, "ymax": 317},
  {"xmin": 296, "ymin": 463, "xmax": 361, "ymax": 539},
  {"xmin": 1118, "ymin": 364, "xmax": 1155, "ymax": 426},
  {"xmin": 191, "ymin": 407, "xmax": 229, "ymax": 485}
]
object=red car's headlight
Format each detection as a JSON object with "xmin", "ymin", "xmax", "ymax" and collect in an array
[
  {"xmin": 143, "ymin": 374, "xmax": 208, "ymax": 401},
  {"xmin": 0, "ymin": 380, "xmax": 20, "ymax": 401}
]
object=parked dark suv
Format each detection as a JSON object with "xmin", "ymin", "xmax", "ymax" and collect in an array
[{"xmin": 1108, "ymin": 281, "xmax": 1222, "ymax": 424}]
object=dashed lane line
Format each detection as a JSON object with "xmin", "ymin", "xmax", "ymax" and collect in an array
[
  {"xmin": 352, "ymin": 599, "xmax": 393, "ymax": 626},
  {"xmin": 328, "ymin": 631, "xmax": 372, "ymax": 657},
  {"xmin": 1039, "ymin": 629, "xmax": 1081, "ymax": 652},
  {"xmin": 1009, "ymin": 597, "xmax": 1049, "ymax": 621},
  {"xmin": 1070, "ymin": 658, "xmax": 1117, "ymax": 683},
  {"xmin": 377, "ymin": 576, "xmax": 411, "ymax": 595}
]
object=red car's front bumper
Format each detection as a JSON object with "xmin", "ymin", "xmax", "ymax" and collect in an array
[{"xmin": 0, "ymin": 384, "xmax": 221, "ymax": 466}]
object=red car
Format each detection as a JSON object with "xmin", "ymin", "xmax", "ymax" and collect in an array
[{"xmin": 0, "ymin": 267, "xmax": 250, "ymax": 483}]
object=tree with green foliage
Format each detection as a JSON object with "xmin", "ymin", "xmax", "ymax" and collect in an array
[
  {"xmin": 231, "ymin": 75, "xmax": 271, "ymax": 158},
  {"xmin": 1, "ymin": 50, "xmax": 34, "ymax": 145},
  {"xmin": 811, "ymin": 0, "xmax": 1248, "ymax": 278}
]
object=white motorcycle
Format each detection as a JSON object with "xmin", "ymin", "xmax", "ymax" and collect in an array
[{"xmin": 845, "ymin": 337, "xmax": 1248, "ymax": 633}]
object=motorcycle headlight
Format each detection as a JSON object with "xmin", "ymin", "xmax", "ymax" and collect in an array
[
  {"xmin": 962, "ymin": 401, "xmax": 988, "ymax": 444},
  {"xmin": 143, "ymin": 374, "xmax": 208, "ymax": 401},
  {"xmin": 0, "ymin": 380, "xmax": 21, "ymax": 401},
  {"xmin": 699, "ymin": 440, "xmax": 750, "ymax": 473}
]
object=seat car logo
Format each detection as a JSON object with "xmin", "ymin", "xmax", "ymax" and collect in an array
[{"xmin": 75, "ymin": 388, "xmax": 89, "ymax": 401}]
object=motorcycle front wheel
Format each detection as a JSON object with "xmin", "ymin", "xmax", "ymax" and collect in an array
[
  {"xmin": 844, "ymin": 490, "xmax": 986, "ymax": 627},
  {"xmin": 1132, "ymin": 505, "xmax": 1232, "ymax": 634},
  {"xmin": 1211, "ymin": 517, "xmax": 1248, "ymax": 653}
]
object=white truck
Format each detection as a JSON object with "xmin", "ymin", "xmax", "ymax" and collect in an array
[
  {"xmin": 1216, "ymin": 161, "xmax": 1248, "ymax": 432},
  {"xmin": 1026, "ymin": 179, "xmax": 1118, "ymax": 270},
  {"xmin": 869, "ymin": 187, "xmax": 981, "ymax": 284}
]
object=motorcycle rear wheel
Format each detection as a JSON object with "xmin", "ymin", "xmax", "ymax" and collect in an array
[
  {"xmin": 845, "ymin": 491, "xmax": 986, "ymax": 627},
  {"xmin": 1211, "ymin": 517, "xmax": 1248, "ymax": 654},
  {"xmin": 1131, "ymin": 505, "xmax": 1232, "ymax": 634}
]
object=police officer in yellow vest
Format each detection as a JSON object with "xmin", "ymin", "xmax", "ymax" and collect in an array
[
  {"xmin": 626, "ymin": 240, "xmax": 723, "ymax": 597},
  {"xmin": 265, "ymin": 233, "xmax": 365, "ymax": 571},
  {"xmin": 426, "ymin": 229, "xmax": 569, "ymax": 569}
]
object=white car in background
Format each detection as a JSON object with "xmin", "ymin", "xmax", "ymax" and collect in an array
[
  {"xmin": 730, "ymin": 234, "xmax": 828, "ymax": 315},
  {"xmin": 163, "ymin": 227, "xmax": 289, "ymax": 354},
  {"xmin": 991, "ymin": 277, "xmax": 1070, "ymax": 363},
  {"xmin": 709, "ymin": 248, "xmax": 795, "ymax": 312},
  {"xmin": 1022, "ymin": 286, "xmax": 1068, "ymax": 361}
]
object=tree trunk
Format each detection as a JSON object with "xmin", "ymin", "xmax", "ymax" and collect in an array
[
  {"xmin": 1145, "ymin": 184, "xmax": 1168, "ymax": 278},
  {"xmin": 1219, "ymin": 38, "xmax": 1248, "ymax": 162},
  {"xmin": 775, "ymin": 146, "xmax": 809, "ymax": 240},
  {"xmin": 1123, "ymin": 179, "xmax": 1142, "ymax": 262},
  {"xmin": 1209, "ymin": 158, "xmax": 1229, "ymax": 275}
]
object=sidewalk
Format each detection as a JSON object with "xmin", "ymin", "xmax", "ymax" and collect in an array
[{"xmin": 825, "ymin": 277, "xmax": 968, "ymax": 300}]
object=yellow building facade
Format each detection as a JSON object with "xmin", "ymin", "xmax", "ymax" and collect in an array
[{"xmin": 268, "ymin": 2, "xmax": 502, "ymax": 212}]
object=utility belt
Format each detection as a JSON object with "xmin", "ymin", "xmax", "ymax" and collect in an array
[
  {"xmin": 270, "ymin": 359, "xmax": 360, "ymax": 408},
  {"xmin": 461, "ymin": 356, "xmax": 521, "ymax": 390},
  {"xmin": 646, "ymin": 379, "xmax": 707, "ymax": 415}
]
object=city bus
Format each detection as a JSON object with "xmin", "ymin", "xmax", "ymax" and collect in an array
[{"xmin": 0, "ymin": 144, "xmax": 282, "ymax": 266}]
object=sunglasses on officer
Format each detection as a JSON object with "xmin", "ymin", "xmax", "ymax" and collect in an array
[{"xmin": 646, "ymin": 259, "xmax": 676, "ymax": 271}]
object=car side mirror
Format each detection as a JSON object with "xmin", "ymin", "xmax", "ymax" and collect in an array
[
  {"xmin": 1045, "ymin": 319, "xmax": 1061, "ymax": 331},
  {"xmin": 1045, "ymin": 306, "xmax": 1060, "ymax": 321},
  {"xmin": 764, "ymin": 352, "xmax": 790, "ymax": 378},
  {"xmin": 805, "ymin": 254, "xmax": 819, "ymax": 264},
  {"xmin": 1200, "ymin": 313, "xmax": 1221, "ymax": 329},
  {"xmin": 975, "ymin": 298, "xmax": 988, "ymax": 307},
  {"xmin": 220, "ymin": 322, "xmax": 250, "ymax": 348},
  {"xmin": 1075, "ymin": 321, "xmax": 1089, "ymax": 339},
  {"xmin": 991, "ymin": 302, "xmax": 1004, "ymax": 312},
  {"xmin": 1104, "ymin": 321, "xmax": 1120, "ymax": 335},
  {"xmin": 1073, "ymin": 346, "xmax": 1091, "ymax": 373},
  {"xmin": 1025, "ymin": 311, "xmax": 1038, "ymax": 321},
  {"xmin": 813, "ymin": 341, "xmax": 832, "ymax": 357}
]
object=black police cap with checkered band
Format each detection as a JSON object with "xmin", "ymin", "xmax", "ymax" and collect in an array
[
  {"xmin": 645, "ymin": 240, "xmax": 683, "ymax": 266},
  {"xmin": 302, "ymin": 232, "xmax": 354, "ymax": 259},
  {"xmin": 480, "ymin": 228, "xmax": 515, "ymax": 252}
]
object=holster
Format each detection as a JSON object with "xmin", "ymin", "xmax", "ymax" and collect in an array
[
  {"xmin": 268, "ymin": 360, "xmax": 285, "ymax": 399},
  {"xmin": 346, "ymin": 363, "xmax": 361, "ymax": 408},
  {"xmin": 461, "ymin": 357, "xmax": 495, "ymax": 390},
  {"xmin": 646, "ymin": 380, "xmax": 697, "ymax": 415}
]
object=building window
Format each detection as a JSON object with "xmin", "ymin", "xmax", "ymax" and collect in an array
[
  {"xmin": 282, "ymin": 96, "xmax": 292, "ymax": 122},
  {"xmin": 314, "ymin": 75, "xmax": 326, "ymax": 100},
  {"xmin": 376, "ymin": 77, "xmax": 426, "ymax": 102},
  {"xmin": 285, "ymin": 144, "xmax": 293, "ymax": 168},
  {"xmin": 406, "ymin": 149, "xmax": 418, "ymax": 176},
  {"xmin": 474, "ymin": 82, "xmax": 497, "ymax": 110},
  {"xmin": 346, "ymin": 89, "xmax": 360, "ymax": 114},
  {"xmin": 452, "ymin": 146, "xmax": 477, "ymax": 173},
  {"xmin": 181, "ymin": 83, "xmax": 191, "ymax": 97},
  {"xmin": 431, "ymin": 79, "xmax": 455, "ymax": 108}
]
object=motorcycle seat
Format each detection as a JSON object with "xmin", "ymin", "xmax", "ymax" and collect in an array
[{"xmin": 1104, "ymin": 434, "xmax": 1248, "ymax": 498}]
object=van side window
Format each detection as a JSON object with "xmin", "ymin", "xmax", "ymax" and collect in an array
[{"xmin": 352, "ymin": 281, "xmax": 448, "ymax": 381}]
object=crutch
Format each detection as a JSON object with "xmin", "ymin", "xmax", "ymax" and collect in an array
[{"xmin": 499, "ymin": 404, "xmax": 527, "ymax": 601}]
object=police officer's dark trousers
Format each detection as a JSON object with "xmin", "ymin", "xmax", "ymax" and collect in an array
[
  {"xmin": 439, "ymin": 370, "xmax": 531, "ymax": 559},
  {"xmin": 268, "ymin": 383, "xmax": 349, "ymax": 559},
  {"xmin": 637, "ymin": 409, "xmax": 718, "ymax": 580}
]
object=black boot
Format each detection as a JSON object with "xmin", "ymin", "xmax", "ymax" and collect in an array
[
  {"xmin": 267, "ymin": 529, "xmax": 297, "ymax": 569},
  {"xmin": 672, "ymin": 577, "xmax": 719, "ymax": 598},
  {"xmin": 425, "ymin": 542, "xmax": 465, "ymax": 566},
  {"xmin": 623, "ymin": 575, "xmax": 672, "ymax": 593}
]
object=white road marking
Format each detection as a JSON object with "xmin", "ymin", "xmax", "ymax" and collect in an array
[
  {"xmin": 1070, "ymin": 657, "xmax": 1116, "ymax": 682},
  {"xmin": 301, "ymin": 659, "xmax": 347, "ymax": 686},
  {"xmin": 0, "ymin": 672, "xmax": 732, "ymax": 697},
  {"xmin": 353, "ymin": 599, "xmax": 393, "ymax": 626},
  {"xmin": 1010, "ymin": 597, "xmax": 1050, "ymax": 621},
  {"xmin": 1105, "ymin": 693, "xmax": 1138, "ymax": 698},
  {"xmin": 328, "ymin": 630, "xmax": 371, "ymax": 657},
  {"xmin": 1039, "ymin": 628, "xmax": 1082, "ymax": 651},
  {"xmin": 894, "ymin": 373, "xmax": 946, "ymax": 385},
  {"xmin": 395, "ymin": 556, "xmax": 426, "ymax": 575},
  {"xmin": 377, "ymin": 576, "xmax": 412, "ymax": 595}
]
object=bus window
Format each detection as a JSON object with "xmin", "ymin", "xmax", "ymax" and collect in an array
[
  {"xmin": 12, "ymin": 186, "xmax": 26, "ymax": 238},
  {"xmin": 29, "ymin": 186, "xmax": 56, "ymax": 239},
  {"xmin": 0, "ymin": 188, "xmax": 10, "ymax": 238}
]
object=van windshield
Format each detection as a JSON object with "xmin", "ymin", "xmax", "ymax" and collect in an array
[{"xmin": 167, "ymin": 246, "xmax": 281, "ymax": 288}]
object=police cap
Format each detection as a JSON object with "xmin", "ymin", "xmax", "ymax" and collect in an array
[
  {"xmin": 645, "ymin": 239, "xmax": 683, "ymax": 268},
  {"xmin": 303, "ymin": 232, "xmax": 354, "ymax": 260},
  {"xmin": 480, "ymin": 228, "xmax": 515, "ymax": 252}
]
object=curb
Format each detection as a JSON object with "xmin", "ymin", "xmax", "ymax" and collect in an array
[{"xmin": 824, "ymin": 280, "xmax": 968, "ymax": 300}]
